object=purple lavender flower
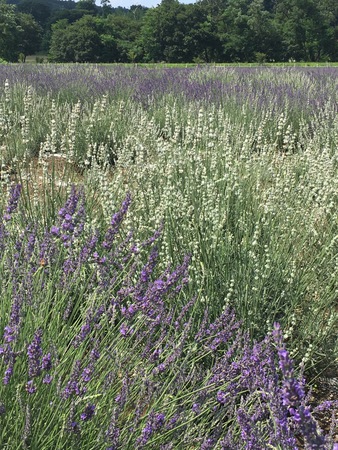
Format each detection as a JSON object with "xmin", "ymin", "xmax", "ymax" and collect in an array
[
  {"xmin": 155, "ymin": 413, "xmax": 165, "ymax": 427},
  {"xmin": 27, "ymin": 329, "xmax": 43, "ymax": 378},
  {"xmin": 273, "ymin": 323, "xmax": 327, "ymax": 448},
  {"xmin": 62, "ymin": 360, "xmax": 85, "ymax": 399},
  {"xmin": 41, "ymin": 353, "xmax": 52, "ymax": 372},
  {"xmin": 73, "ymin": 307, "xmax": 105, "ymax": 348},
  {"xmin": 57, "ymin": 186, "xmax": 86, "ymax": 247},
  {"xmin": 81, "ymin": 365, "xmax": 93, "ymax": 383},
  {"xmin": 201, "ymin": 438, "xmax": 214, "ymax": 450},
  {"xmin": 216, "ymin": 390, "xmax": 228, "ymax": 405},
  {"xmin": 50, "ymin": 225, "xmax": 60, "ymax": 236},
  {"xmin": 165, "ymin": 414, "xmax": 179, "ymax": 430},
  {"xmin": 204, "ymin": 307, "xmax": 241, "ymax": 352},
  {"xmin": 236, "ymin": 408, "xmax": 260, "ymax": 448},
  {"xmin": 3, "ymin": 363, "xmax": 13, "ymax": 385},
  {"xmin": 38, "ymin": 231, "xmax": 55, "ymax": 271},
  {"xmin": 78, "ymin": 232, "xmax": 98, "ymax": 264},
  {"xmin": 58, "ymin": 186, "xmax": 81, "ymax": 218},
  {"xmin": 43, "ymin": 374, "xmax": 53, "ymax": 384},
  {"xmin": 68, "ymin": 421, "xmax": 80, "ymax": 434},
  {"xmin": 119, "ymin": 322, "xmax": 132, "ymax": 337},
  {"xmin": 25, "ymin": 227, "xmax": 37, "ymax": 259},
  {"xmin": 114, "ymin": 375, "xmax": 130, "ymax": 408},
  {"xmin": 3, "ymin": 326, "xmax": 16, "ymax": 343},
  {"xmin": 80, "ymin": 403, "xmax": 96, "ymax": 421},
  {"xmin": 138, "ymin": 422, "xmax": 153, "ymax": 446},
  {"xmin": 105, "ymin": 411, "xmax": 120, "ymax": 449},
  {"xmin": 66, "ymin": 400, "xmax": 81, "ymax": 434},
  {"xmin": 150, "ymin": 348, "xmax": 161, "ymax": 361},
  {"xmin": 102, "ymin": 193, "xmax": 131, "ymax": 250},
  {"xmin": 192, "ymin": 403, "xmax": 201, "ymax": 414},
  {"xmin": 137, "ymin": 411, "xmax": 166, "ymax": 446},
  {"xmin": 73, "ymin": 322, "xmax": 91, "ymax": 348},
  {"xmin": 26, "ymin": 380, "xmax": 36, "ymax": 394},
  {"xmin": 4, "ymin": 184, "xmax": 21, "ymax": 221},
  {"xmin": 141, "ymin": 222, "xmax": 163, "ymax": 247},
  {"xmin": 90, "ymin": 347, "xmax": 100, "ymax": 362}
]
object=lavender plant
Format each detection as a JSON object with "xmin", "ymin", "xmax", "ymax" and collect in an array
[
  {"xmin": 0, "ymin": 64, "xmax": 337, "ymax": 399},
  {"xmin": 0, "ymin": 184, "xmax": 336, "ymax": 449}
]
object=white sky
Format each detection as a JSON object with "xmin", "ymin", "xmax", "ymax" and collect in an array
[{"xmin": 95, "ymin": 0, "xmax": 196, "ymax": 8}]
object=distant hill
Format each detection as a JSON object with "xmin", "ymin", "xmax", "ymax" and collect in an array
[{"xmin": 7, "ymin": 0, "xmax": 76, "ymax": 10}]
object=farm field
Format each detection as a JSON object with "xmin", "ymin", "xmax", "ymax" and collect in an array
[{"xmin": 0, "ymin": 64, "xmax": 337, "ymax": 449}]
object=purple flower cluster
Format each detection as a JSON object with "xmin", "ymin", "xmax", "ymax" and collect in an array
[
  {"xmin": 136, "ymin": 411, "xmax": 166, "ymax": 447},
  {"xmin": 62, "ymin": 360, "xmax": 86, "ymax": 399},
  {"xmin": 25, "ymin": 330, "xmax": 53, "ymax": 393},
  {"xmin": 202, "ymin": 307, "xmax": 241, "ymax": 352},
  {"xmin": 56, "ymin": 186, "xmax": 86, "ymax": 248},
  {"xmin": 273, "ymin": 323, "xmax": 327, "ymax": 449},
  {"xmin": 102, "ymin": 193, "xmax": 131, "ymax": 250},
  {"xmin": 80, "ymin": 403, "xmax": 96, "ymax": 421},
  {"xmin": 27, "ymin": 329, "xmax": 43, "ymax": 378},
  {"xmin": 3, "ymin": 184, "xmax": 21, "ymax": 221}
]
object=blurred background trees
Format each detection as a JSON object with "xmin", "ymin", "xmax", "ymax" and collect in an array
[{"xmin": 1, "ymin": 0, "xmax": 337, "ymax": 63}]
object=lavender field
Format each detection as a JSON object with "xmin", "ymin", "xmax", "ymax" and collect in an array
[{"xmin": 0, "ymin": 64, "xmax": 337, "ymax": 449}]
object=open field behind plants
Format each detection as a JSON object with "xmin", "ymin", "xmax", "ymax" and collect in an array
[{"xmin": 0, "ymin": 64, "xmax": 337, "ymax": 449}]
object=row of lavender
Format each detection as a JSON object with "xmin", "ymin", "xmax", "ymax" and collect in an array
[
  {"xmin": 0, "ymin": 184, "xmax": 336, "ymax": 449},
  {"xmin": 0, "ymin": 64, "xmax": 337, "ymax": 112},
  {"xmin": 1, "ymin": 64, "xmax": 338, "ymax": 180}
]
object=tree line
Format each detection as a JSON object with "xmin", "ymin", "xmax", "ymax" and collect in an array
[{"xmin": 1, "ymin": 0, "xmax": 338, "ymax": 63}]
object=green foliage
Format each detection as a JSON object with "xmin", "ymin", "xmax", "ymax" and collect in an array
[
  {"xmin": 17, "ymin": 12, "xmax": 43, "ymax": 59},
  {"xmin": 4, "ymin": 0, "xmax": 338, "ymax": 64},
  {"xmin": 17, "ymin": 0, "xmax": 52, "ymax": 27},
  {"xmin": 76, "ymin": 0, "xmax": 97, "ymax": 12},
  {"xmin": 48, "ymin": 12, "xmax": 143, "ymax": 63},
  {"xmin": 0, "ymin": 2, "xmax": 21, "ymax": 62},
  {"xmin": 104, "ymin": 15, "xmax": 141, "ymax": 62},
  {"xmin": 274, "ymin": 0, "xmax": 336, "ymax": 61},
  {"xmin": 0, "ymin": 2, "xmax": 42, "ymax": 61},
  {"xmin": 139, "ymin": 1, "xmax": 219, "ymax": 63},
  {"xmin": 49, "ymin": 16, "xmax": 104, "ymax": 63}
]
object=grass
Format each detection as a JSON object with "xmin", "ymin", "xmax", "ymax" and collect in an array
[{"xmin": 22, "ymin": 56, "xmax": 338, "ymax": 67}]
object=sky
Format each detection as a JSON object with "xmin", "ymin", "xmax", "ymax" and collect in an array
[{"xmin": 95, "ymin": 0, "xmax": 196, "ymax": 8}]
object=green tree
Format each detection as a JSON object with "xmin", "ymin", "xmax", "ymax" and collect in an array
[
  {"xmin": 48, "ymin": 19, "xmax": 73, "ymax": 61},
  {"xmin": 178, "ymin": 4, "xmax": 221, "ymax": 62},
  {"xmin": 196, "ymin": 0, "xmax": 229, "ymax": 16},
  {"xmin": 140, "ymin": 0, "xmax": 215, "ymax": 63},
  {"xmin": 104, "ymin": 15, "xmax": 141, "ymax": 62},
  {"xmin": 318, "ymin": 0, "xmax": 338, "ymax": 59},
  {"xmin": 275, "ymin": 0, "xmax": 334, "ymax": 61},
  {"xmin": 100, "ymin": 0, "xmax": 112, "ymax": 17},
  {"xmin": 16, "ymin": 12, "xmax": 42, "ymax": 60},
  {"xmin": 0, "ymin": 1, "xmax": 21, "ymax": 61},
  {"xmin": 49, "ymin": 17, "xmax": 100, "ymax": 62},
  {"xmin": 247, "ymin": 0, "xmax": 282, "ymax": 61},
  {"xmin": 76, "ymin": 0, "xmax": 97, "ymax": 14},
  {"xmin": 48, "ymin": 15, "xmax": 119, "ymax": 63},
  {"xmin": 17, "ymin": 0, "xmax": 51, "ymax": 28},
  {"xmin": 130, "ymin": 5, "xmax": 148, "ymax": 21},
  {"xmin": 49, "ymin": 8, "xmax": 88, "ymax": 25},
  {"xmin": 218, "ymin": 0, "xmax": 252, "ymax": 61}
]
